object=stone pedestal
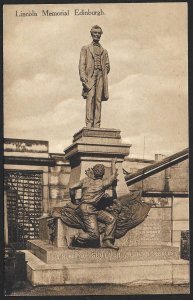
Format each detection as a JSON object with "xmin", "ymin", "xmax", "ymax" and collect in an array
[
  {"xmin": 22, "ymin": 128, "xmax": 189, "ymax": 288},
  {"xmin": 64, "ymin": 127, "xmax": 131, "ymax": 196},
  {"xmin": 117, "ymin": 206, "xmax": 172, "ymax": 247},
  {"xmin": 25, "ymin": 216, "xmax": 189, "ymax": 287},
  {"xmin": 27, "ymin": 240, "xmax": 180, "ymax": 264},
  {"xmin": 23, "ymin": 239, "xmax": 189, "ymax": 286}
]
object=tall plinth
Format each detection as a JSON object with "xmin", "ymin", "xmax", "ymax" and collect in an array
[{"xmin": 64, "ymin": 127, "xmax": 131, "ymax": 196}]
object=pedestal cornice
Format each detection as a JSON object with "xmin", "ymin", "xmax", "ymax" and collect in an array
[
  {"xmin": 64, "ymin": 127, "xmax": 131, "ymax": 160},
  {"xmin": 64, "ymin": 142, "xmax": 131, "ymax": 160}
]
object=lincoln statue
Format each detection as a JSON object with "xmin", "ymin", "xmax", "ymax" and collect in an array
[{"xmin": 79, "ymin": 25, "xmax": 110, "ymax": 128}]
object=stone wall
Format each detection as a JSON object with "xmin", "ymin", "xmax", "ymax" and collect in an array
[
  {"xmin": 172, "ymin": 197, "xmax": 189, "ymax": 248},
  {"xmin": 117, "ymin": 203, "xmax": 172, "ymax": 247},
  {"xmin": 123, "ymin": 157, "xmax": 155, "ymax": 174},
  {"xmin": 49, "ymin": 154, "xmax": 71, "ymax": 209},
  {"xmin": 4, "ymin": 138, "xmax": 49, "ymax": 157},
  {"xmin": 127, "ymin": 159, "xmax": 188, "ymax": 193},
  {"xmin": 123, "ymin": 157, "xmax": 189, "ymax": 249},
  {"xmin": 4, "ymin": 138, "xmax": 51, "ymax": 215}
]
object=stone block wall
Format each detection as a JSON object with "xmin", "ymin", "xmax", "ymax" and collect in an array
[
  {"xmin": 169, "ymin": 160, "xmax": 188, "ymax": 192},
  {"xmin": 49, "ymin": 154, "xmax": 71, "ymax": 209},
  {"xmin": 172, "ymin": 197, "xmax": 189, "ymax": 248},
  {"xmin": 4, "ymin": 138, "xmax": 51, "ymax": 215},
  {"xmin": 123, "ymin": 156, "xmax": 189, "ymax": 249},
  {"xmin": 127, "ymin": 159, "xmax": 188, "ymax": 193},
  {"xmin": 123, "ymin": 158, "xmax": 155, "ymax": 174},
  {"xmin": 117, "ymin": 203, "xmax": 172, "ymax": 247}
]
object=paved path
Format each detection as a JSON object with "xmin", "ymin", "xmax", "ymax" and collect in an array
[{"xmin": 8, "ymin": 282, "xmax": 190, "ymax": 296}]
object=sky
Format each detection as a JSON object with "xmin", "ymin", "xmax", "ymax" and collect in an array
[{"xmin": 4, "ymin": 3, "xmax": 188, "ymax": 159}]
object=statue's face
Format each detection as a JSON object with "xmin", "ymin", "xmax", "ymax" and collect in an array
[{"xmin": 91, "ymin": 28, "xmax": 102, "ymax": 43}]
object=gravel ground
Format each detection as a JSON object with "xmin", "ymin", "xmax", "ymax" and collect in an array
[{"xmin": 7, "ymin": 282, "xmax": 190, "ymax": 296}]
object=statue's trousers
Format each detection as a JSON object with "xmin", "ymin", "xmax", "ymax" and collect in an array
[
  {"xmin": 75, "ymin": 203, "xmax": 116, "ymax": 244},
  {"xmin": 86, "ymin": 69, "xmax": 103, "ymax": 128}
]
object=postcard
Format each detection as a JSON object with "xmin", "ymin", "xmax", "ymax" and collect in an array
[{"xmin": 3, "ymin": 2, "xmax": 189, "ymax": 296}]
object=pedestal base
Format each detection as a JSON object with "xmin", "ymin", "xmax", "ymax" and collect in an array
[
  {"xmin": 22, "ymin": 246, "xmax": 189, "ymax": 286},
  {"xmin": 27, "ymin": 239, "xmax": 180, "ymax": 264},
  {"xmin": 64, "ymin": 127, "xmax": 131, "ymax": 196}
]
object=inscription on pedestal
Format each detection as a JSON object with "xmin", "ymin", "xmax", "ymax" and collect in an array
[
  {"xmin": 45, "ymin": 246, "xmax": 179, "ymax": 264},
  {"xmin": 117, "ymin": 219, "xmax": 162, "ymax": 247},
  {"xmin": 28, "ymin": 240, "xmax": 179, "ymax": 264}
]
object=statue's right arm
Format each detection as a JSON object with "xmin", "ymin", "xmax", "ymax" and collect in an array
[
  {"xmin": 79, "ymin": 46, "xmax": 87, "ymax": 83},
  {"xmin": 111, "ymin": 158, "xmax": 117, "ymax": 177},
  {"xmin": 103, "ymin": 158, "xmax": 118, "ymax": 188}
]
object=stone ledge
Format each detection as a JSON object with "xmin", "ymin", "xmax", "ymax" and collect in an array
[
  {"xmin": 64, "ymin": 142, "xmax": 131, "ymax": 160},
  {"xmin": 27, "ymin": 240, "xmax": 179, "ymax": 264},
  {"xmin": 73, "ymin": 127, "xmax": 122, "ymax": 143}
]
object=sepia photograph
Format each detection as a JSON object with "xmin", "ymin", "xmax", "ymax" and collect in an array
[{"xmin": 3, "ymin": 2, "xmax": 189, "ymax": 296}]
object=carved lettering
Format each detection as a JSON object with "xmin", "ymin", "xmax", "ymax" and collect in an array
[{"xmin": 50, "ymin": 248, "xmax": 178, "ymax": 264}]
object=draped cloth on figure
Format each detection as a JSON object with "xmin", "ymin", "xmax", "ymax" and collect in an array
[{"xmin": 52, "ymin": 191, "xmax": 151, "ymax": 240}]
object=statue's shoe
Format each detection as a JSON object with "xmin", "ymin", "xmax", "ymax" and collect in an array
[
  {"xmin": 70, "ymin": 236, "xmax": 100, "ymax": 248},
  {"xmin": 102, "ymin": 240, "xmax": 119, "ymax": 250}
]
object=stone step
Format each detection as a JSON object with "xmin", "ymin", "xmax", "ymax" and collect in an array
[
  {"xmin": 21, "ymin": 250, "xmax": 189, "ymax": 286},
  {"xmin": 27, "ymin": 240, "xmax": 179, "ymax": 264}
]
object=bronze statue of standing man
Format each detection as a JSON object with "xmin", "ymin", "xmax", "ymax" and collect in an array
[{"xmin": 79, "ymin": 25, "xmax": 110, "ymax": 128}]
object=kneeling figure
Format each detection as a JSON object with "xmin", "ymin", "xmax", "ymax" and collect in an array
[{"xmin": 69, "ymin": 158, "xmax": 119, "ymax": 250}]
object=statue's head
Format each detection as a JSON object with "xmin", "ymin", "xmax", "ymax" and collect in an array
[
  {"xmin": 92, "ymin": 164, "xmax": 105, "ymax": 179},
  {"xmin": 90, "ymin": 25, "xmax": 103, "ymax": 43}
]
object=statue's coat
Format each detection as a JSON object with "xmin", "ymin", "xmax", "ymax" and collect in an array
[{"xmin": 79, "ymin": 43, "xmax": 110, "ymax": 101}]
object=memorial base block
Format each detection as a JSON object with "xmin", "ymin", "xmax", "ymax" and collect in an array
[{"xmin": 22, "ymin": 240, "xmax": 189, "ymax": 286}]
